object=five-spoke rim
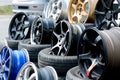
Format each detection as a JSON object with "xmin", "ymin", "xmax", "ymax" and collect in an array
[
  {"xmin": 0, "ymin": 47, "xmax": 11, "ymax": 80},
  {"xmin": 68, "ymin": 0, "xmax": 89, "ymax": 23},
  {"xmin": 78, "ymin": 29, "xmax": 105, "ymax": 79},
  {"xmin": 9, "ymin": 12, "xmax": 30, "ymax": 40},
  {"xmin": 95, "ymin": 0, "xmax": 120, "ymax": 29},
  {"xmin": 50, "ymin": 21, "xmax": 72, "ymax": 56},
  {"xmin": 31, "ymin": 16, "xmax": 43, "ymax": 44}
]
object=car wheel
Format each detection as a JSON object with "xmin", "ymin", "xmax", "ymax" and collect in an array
[
  {"xmin": 0, "ymin": 46, "xmax": 29, "ymax": 80},
  {"xmin": 16, "ymin": 62, "xmax": 58, "ymax": 80},
  {"xmin": 18, "ymin": 39, "xmax": 50, "ymax": 62},
  {"xmin": 78, "ymin": 27, "xmax": 120, "ymax": 79},
  {"xmin": 68, "ymin": 0, "xmax": 98, "ymax": 23},
  {"xmin": 45, "ymin": 0, "xmax": 70, "ymax": 22},
  {"xmin": 95, "ymin": 0, "xmax": 120, "ymax": 29},
  {"xmin": 30, "ymin": 16, "xmax": 55, "ymax": 44},
  {"xmin": 9, "ymin": 12, "xmax": 34, "ymax": 40},
  {"xmin": 38, "ymin": 48, "xmax": 78, "ymax": 76},
  {"xmin": 51, "ymin": 20, "xmax": 84, "ymax": 56}
]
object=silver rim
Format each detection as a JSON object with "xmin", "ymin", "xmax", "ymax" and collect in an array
[
  {"xmin": 46, "ymin": 0, "xmax": 62, "ymax": 21},
  {"xmin": 16, "ymin": 62, "xmax": 38, "ymax": 80}
]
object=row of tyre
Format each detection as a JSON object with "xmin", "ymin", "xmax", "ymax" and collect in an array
[{"xmin": 2, "ymin": 0, "xmax": 120, "ymax": 80}]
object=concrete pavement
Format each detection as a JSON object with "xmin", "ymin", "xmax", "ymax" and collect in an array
[{"xmin": 0, "ymin": 14, "xmax": 14, "ymax": 40}]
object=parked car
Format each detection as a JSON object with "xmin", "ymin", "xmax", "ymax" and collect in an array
[{"xmin": 12, "ymin": 0, "xmax": 50, "ymax": 15}]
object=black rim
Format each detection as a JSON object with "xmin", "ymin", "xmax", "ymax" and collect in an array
[
  {"xmin": 31, "ymin": 16, "xmax": 43, "ymax": 44},
  {"xmin": 31, "ymin": 17, "xmax": 55, "ymax": 44},
  {"xmin": 78, "ymin": 29, "xmax": 105, "ymax": 79},
  {"xmin": 9, "ymin": 12, "xmax": 31, "ymax": 40},
  {"xmin": 50, "ymin": 20, "xmax": 72, "ymax": 56},
  {"xmin": 95, "ymin": 0, "xmax": 120, "ymax": 29}
]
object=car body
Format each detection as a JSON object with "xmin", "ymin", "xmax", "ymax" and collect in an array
[{"xmin": 12, "ymin": 0, "xmax": 50, "ymax": 15}]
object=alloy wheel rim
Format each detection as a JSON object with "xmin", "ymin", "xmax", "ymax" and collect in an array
[
  {"xmin": 31, "ymin": 16, "xmax": 43, "ymax": 44},
  {"xmin": 45, "ymin": 0, "xmax": 62, "ymax": 22},
  {"xmin": 68, "ymin": 0, "xmax": 89, "ymax": 23},
  {"xmin": 95, "ymin": 0, "xmax": 120, "ymax": 29},
  {"xmin": 50, "ymin": 21, "xmax": 72, "ymax": 56},
  {"xmin": 78, "ymin": 29, "xmax": 106, "ymax": 79},
  {"xmin": 9, "ymin": 12, "xmax": 30, "ymax": 40},
  {"xmin": 17, "ymin": 62, "xmax": 38, "ymax": 80}
]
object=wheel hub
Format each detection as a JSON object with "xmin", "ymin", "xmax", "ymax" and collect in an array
[
  {"xmin": 106, "ymin": 11, "xmax": 113, "ymax": 20},
  {"xmin": 59, "ymin": 34, "xmax": 65, "ymax": 46},
  {"xmin": 17, "ymin": 23, "xmax": 23, "ymax": 31}
]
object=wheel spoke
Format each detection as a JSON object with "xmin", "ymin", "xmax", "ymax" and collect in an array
[
  {"xmin": 5, "ymin": 56, "xmax": 10, "ymax": 64},
  {"xmin": 21, "ymin": 15, "xmax": 26, "ymax": 22},
  {"xmin": 24, "ymin": 67, "xmax": 31, "ymax": 80},
  {"xmin": 79, "ymin": 52, "xmax": 92, "ymax": 60},
  {"xmin": 94, "ymin": 10, "xmax": 105, "ymax": 15},
  {"xmin": 84, "ymin": 0, "xmax": 88, "ymax": 4},
  {"xmin": 14, "ymin": 32, "xmax": 19, "ymax": 40},
  {"xmin": 3, "ymin": 73, "xmax": 7, "ymax": 80},
  {"xmin": 106, "ymin": 21, "xmax": 112, "ymax": 29},
  {"xmin": 98, "ymin": 18, "xmax": 107, "ymax": 29},
  {"xmin": 11, "ymin": 25, "xmax": 16, "ymax": 32},
  {"xmin": 86, "ymin": 59, "xmax": 98, "ymax": 77},
  {"xmin": 72, "ymin": 4, "xmax": 77, "ymax": 10},
  {"xmin": 23, "ymin": 24, "xmax": 29, "ymax": 29},
  {"xmin": 5, "ymin": 66, "xmax": 9, "ymax": 72},
  {"xmin": 78, "ymin": 15, "xmax": 82, "ymax": 23},
  {"xmin": 53, "ymin": 32, "xmax": 59, "ymax": 39},
  {"xmin": 28, "ymin": 73, "xmax": 36, "ymax": 80},
  {"xmin": 2, "ymin": 49, "xmax": 8, "ymax": 60},
  {"xmin": 20, "ymin": 32, "xmax": 25, "ymax": 39},
  {"xmin": 57, "ymin": 46, "xmax": 62, "ymax": 56},
  {"xmin": 81, "ymin": 11, "xmax": 88, "ymax": 16},
  {"xmin": 101, "ymin": 0, "xmax": 109, "ymax": 9},
  {"xmin": 15, "ymin": 18, "xmax": 19, "ymax": 25}
]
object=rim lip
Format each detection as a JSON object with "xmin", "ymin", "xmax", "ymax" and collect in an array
[
  {"xmin": 9, "ymin": 12, "xmax": 30, "ymax": 40},
  {"xmin": 44, "ymin": 66, "xmax": 58, "ymax": 80},
  {"xmin": 78, "ymin": 28, "xmax": 107, "ymax": 79},
  {"xmin": 21, "ymin": 48, "xmax": 30, "ymax": 62},
  {"xmin": 45, "ymin": 0, "xmax": 63, "ymax": 22},
  {"xmin": 16, "ymin": 62, "xmax": 38, "ymax": 80},
  {"xmin": 0, "ymin": 46, "xmax": 12, "ymax": 80},
  {"xmin": 51, "ymin": 20, "xmax": 72, "ymax": 56},
  {"xmin": 68, "ymin": 0, "xmax": 90, "ymax": 24},
  {"xmin": 30, "ymin": 16, "xmax": 43, "ymax": 45},
  {"xmin": 94, "ymin": 0, "xmax": 120, "ymax": 29}
]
